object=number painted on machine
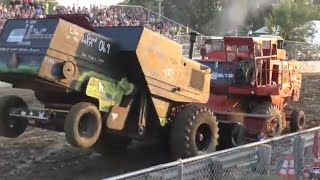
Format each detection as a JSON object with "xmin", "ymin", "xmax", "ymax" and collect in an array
[
  {"xmin": 164, "ymin": 67, "xmax": 174, "ymax": 78},
  {"xmin": 99, "ymin": 40, "xmax": 111, "ymax": 54}
]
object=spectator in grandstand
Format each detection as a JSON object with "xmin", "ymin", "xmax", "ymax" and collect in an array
[{"xmin": 0, "ymin": 3, "xmax": 190, "ymax": 40}]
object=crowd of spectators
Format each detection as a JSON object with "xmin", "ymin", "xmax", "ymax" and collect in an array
[
  {"xmin": 52, "ymin": 5, "xmax": 188, "ymax": 39},
  {"xmin": 0, "ymin": 1, "xmax": 45, "ymax": 29},
  {"xmin": 0, "ymin": 2, "xmax": 190, "ymax": 40}
]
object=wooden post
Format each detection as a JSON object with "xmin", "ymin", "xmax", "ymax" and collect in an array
[
  {"xmin": 257, "ymin": 144, "xmax": 272, "ymax": 175},
  {"xmin": 293, "ymin": 135, "xmax": 305, "ymax": 180}
]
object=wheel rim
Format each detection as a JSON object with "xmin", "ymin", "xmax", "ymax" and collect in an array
[
  {"xmin": 299, "ymin": 116, "xmax": 305, "ymax": 129},
  {"xmin": 195, "ymin": 123, "xmax": 212, "ymax": 152},
  {"xmin": 78, "ymin": 113, "xmax": 97, "ymax": 138},
  {"xmin": 5, "ymin": 104, "xmax": 27, "ymax": 130},
  {"xmin": 268, "ymin": 118, "xmax": 280, "ymax": 137}
]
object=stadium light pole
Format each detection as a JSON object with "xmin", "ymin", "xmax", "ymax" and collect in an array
[{"xmin": 156, "ymin": 0, "xmax": 163, "ymax": 21}]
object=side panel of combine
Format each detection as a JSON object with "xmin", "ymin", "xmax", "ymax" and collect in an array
[
  {"xmin": 95, "ymin": 27, "xmax": 211, "ymax": 103},
  {"xmin": 95, "ymin": 27, "xmax": 211, "ymax": 125},
  {"xmin": 0, "ymin": 19, "xmax": 58, "ymax": 77},
  {"xmin": 48, "ymin": 19, "xmax": 119, "ymax": 66},
  {"xmin": 135, "ymin": 28, "xmax": 211, "ymax": 103},
  {"xmin": 0, "ymin": 19, "xmax": 135, "ymax": 112}
]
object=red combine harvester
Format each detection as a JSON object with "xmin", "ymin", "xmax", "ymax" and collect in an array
[{"xmin": 197, "ymin": 35, "xmax": 304, "ymax": 149}]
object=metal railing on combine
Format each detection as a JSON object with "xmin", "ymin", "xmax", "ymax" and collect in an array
[
  {"xmin": 177, "ymin": 35, "xmax": 223, "ymax": 59},
  {"xmin": 103, "ymin": 126, "xmax": 320, "ymax": 180}
]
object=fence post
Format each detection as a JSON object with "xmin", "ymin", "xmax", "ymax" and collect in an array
[
  {"xmin": 293, "ymin": 135, "xmax": 305, "ymax": 180},
  {"xmin": 177, "ymin": 159, "xmax": 184, "ymax": 180},
  {"xmin": 257, "ymin": 144, "xmax": 272, "ymax": 175},
  {"xmin": 210, "ymin": 158, "xmax": 223, "ymax": 180}
]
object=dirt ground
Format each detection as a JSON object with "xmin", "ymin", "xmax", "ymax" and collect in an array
[{"xmin": 0, "ymin": 74, "xmax": 319, "ymax": 180}]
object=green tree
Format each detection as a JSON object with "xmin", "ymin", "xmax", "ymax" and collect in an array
[
  {"xmin": 313, "ymin": 0, "xmax": 320, "ymax": 5},
  {"xmin": 209, "ymin": 0, "xmax": 274, "ymax": 36},
  {"xmin": 265, "ymin": 0, "xmax": 318, "ymax": 41},
  {"xmin": 161, "ymin": 0, "xmax": 223, "ymax": 34},
  {"xmin": 122, "ymin": 0, "xmax": 223, "ymax": 34}
]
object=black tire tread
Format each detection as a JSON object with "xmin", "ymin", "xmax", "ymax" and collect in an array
[
  {"xmin": 64, "ymin": 102, "xmax": 102, "ymax": 148},
  {"xmin": 251, "ymin": 102, "xmax": 283, "ymax": 137},
  {"xmin": 170, "ymin": 104, "xmax": 219, "ymax": 160},
  {"xmin": 0, "ymin": 95, "xmax": 28, "ymax": 138}
]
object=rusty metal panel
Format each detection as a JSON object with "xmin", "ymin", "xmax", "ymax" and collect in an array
[
  {"xmin": 0, "ymin": 18, "xmax": 121, "ymax": 65},
  {"xmin": 151, "ymin": 97, "xmax": 171, "ymax": 119},
  {"xmin": 136, "ymin": 28, "xmax": 211, "ymax": 103},
  {"xmin": 190, "ymin": 69, "xmax": 205, "ymax": 91},
  {"xmin": 106, "ymin": 106, "xmax": 130, "ymax": 130},
  {"xmin": 95, "ymin": 26, "xmax": 211, "ymax": 103},
  {"xmin": 49, "ymin": 18, "xmax": 120, "ymax": 66}
]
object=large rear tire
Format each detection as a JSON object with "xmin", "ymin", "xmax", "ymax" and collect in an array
[
  {"xmin": 251, "ymin": 102, "xmax": 283, "ymax": 138},
  {"xmin": 169, "ymin": 104, "xmax": 219, "ymax": 160},
  {"xmin": 0, "ymin": 95, "xmax": 28, "ymax": 138},
  {"xmin": 64, "ymin": 102, "xmax": 102, "ymax": 148}
]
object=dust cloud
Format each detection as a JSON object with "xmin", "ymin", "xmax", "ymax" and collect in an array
[{"xmin": 210, "ymin": 0, "xmax": 275, "ymax": 35}]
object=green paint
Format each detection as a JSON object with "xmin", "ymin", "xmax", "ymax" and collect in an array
[
  {"xmin": 0, "ymin": 64, "xmax": 40, "ymax": 74},
  {"xmin": 85, "ymin": 77, "xmax": 134, "ymax": 112},
  {"xmin": 159, "ymin": 117, "xmax": 167, "ymax": 127},
  {"xmin": 73, "ymin": 71, "xmax": 115, "ymax": 92}
]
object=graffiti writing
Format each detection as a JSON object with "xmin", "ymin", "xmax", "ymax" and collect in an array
[
  {"xmin": 67, "ymin": 27, "xmax": 80, "ymax": 42},
  {"xmin": 81, "ymin": 33, "xmax": 98, "ymax": 48}
]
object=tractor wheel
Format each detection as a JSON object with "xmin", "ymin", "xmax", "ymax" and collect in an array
[
  {"xmin": 64, "ymin": 102, "xmax": 102, "ymax": 148},
  {"xmin": 93, "ymin": 133, "xmax": 132, "ymax": 156},
  {"xmin": 290, "ymin": 109, "xmax": 305, "ymax": 132},
  {"xmin": 169, "ymin": 104, "xmax": 219, "ymax": 160},
  {"xmin": 0, "ymin": 96, "xmax": 28, "ymax": 138},
  {"xmin": 251, "ymin": 103, "xmax": 283, "ymax": 138}
]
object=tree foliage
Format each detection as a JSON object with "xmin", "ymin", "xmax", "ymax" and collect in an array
[
  {"xmin": 313, "ymin": 0, "xmax": 320, "ymax": 5},
  {"xmin": 162, "ymin": 0, "xmax": 223, "ymax": 34},
  {"xmin": 264, "ymin": 0, "xmax": 318, "ymax": 41},
  {"xmin": 122, "ymin": 0, "xmax": 222, "ymax": 34},
  {"xmin": 122, "ymin": 0, "xmax": 319, "ymax": 41}
]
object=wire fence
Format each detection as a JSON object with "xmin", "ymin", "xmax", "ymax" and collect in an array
[
  {"xmin": 284, "ymin": 41, "xmax": 320, "ymax": 61},
  {"xmin": 103, "ymin": 126, "xmax": 320, "ymax": 180}
]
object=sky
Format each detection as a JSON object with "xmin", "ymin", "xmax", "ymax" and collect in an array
[
  {"xmin": 312, "ymin": 21, "xmax": 320, "ymax": 45},
  {"xmin": 55, "ymin": 0, "xmax": 125, "ymax": 8}
]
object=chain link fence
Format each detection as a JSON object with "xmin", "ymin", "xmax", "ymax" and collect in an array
[
  {"xmin": 284, "ymin": 41, "xmax": 320, "ymax": 61},
  {"xmin": 103, "ymin": 126, "xmax": 320, "ymax": 180}
]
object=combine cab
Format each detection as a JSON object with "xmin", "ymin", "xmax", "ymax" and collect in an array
[
  {"xmin": 0, "ymin": 16, "xmax": 218, "ymax": 160},
  {"xmin": 198, "ymin": 35, "xmax": 304, "ymax": 149}
]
